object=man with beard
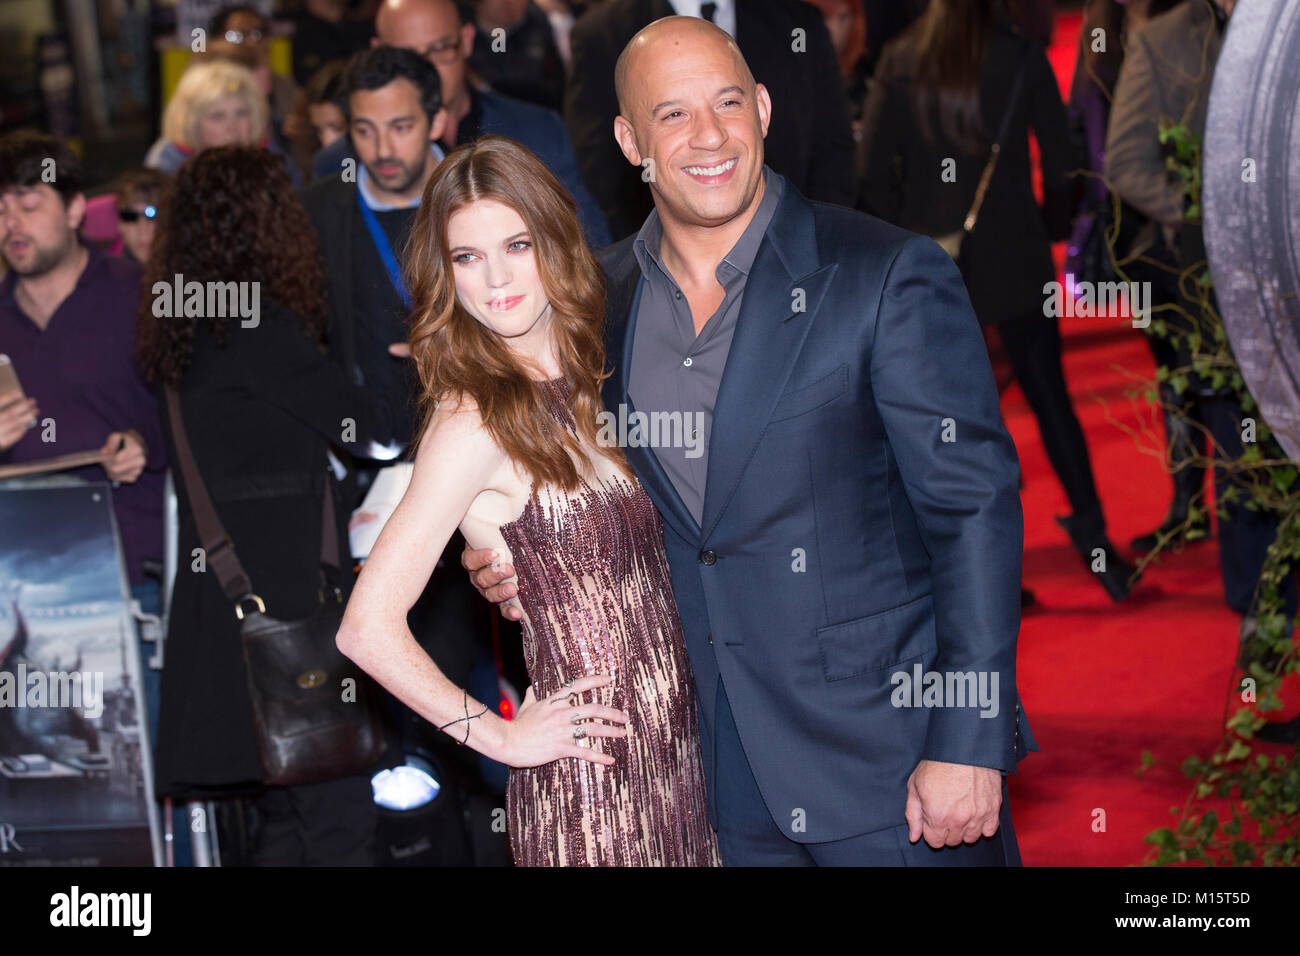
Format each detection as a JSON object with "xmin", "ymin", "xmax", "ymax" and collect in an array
[
  {"xmin": 299, "ymin": 46, "xmax": 486, "ymax": 778},
  {"xmin": 302, "ymin": 45, "xmax": 447, "ymax": 433},
  {"xmin": 0, "ymin": 130, "xmax": 172, "ymax": 848},
  {"xmin": 310, "ymin": 0, "xmax": 609, "ymax": 248},
  {"xmin": 0, "ymin": 131, "xmax": 165, "ymax": 613}
]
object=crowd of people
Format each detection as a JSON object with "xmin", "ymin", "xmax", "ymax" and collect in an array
[{"xmin": 0, "ymin": 0, "xmax": 1282, "ymax": 868}]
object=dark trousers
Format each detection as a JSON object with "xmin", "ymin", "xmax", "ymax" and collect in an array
[
  {"xmin": 994, "ymin": 313, "xmax": 1106, "ymax": 537},
  {"xmin": 250, "ymin": 772, "xmax": 377, "ymax": 866},
  {"xmin": 711, "ymin": 678, "xmax": 1021, "ymax": 866},
  {"xmin": 1200, "ymin": 395, "xmax": 1299, "ymax": 619},
  {"xmin": 1128, "ymin": 248, "xmax": 1297, "ymax": 619}
]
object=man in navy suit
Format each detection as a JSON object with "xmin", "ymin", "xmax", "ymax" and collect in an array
[
  {"xmin": 311, "ymin": 0, "xmax": 610, "ymax": 248},
  {"xmin": 467, "ymin": 16, "xmax": 1036, "ymax": 865}
]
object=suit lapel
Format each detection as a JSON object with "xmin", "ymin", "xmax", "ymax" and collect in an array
[
  {"xmin": 700, "ymin": 187, "xmax": 835, "ymax": 541},
  {"xmin": 602, "ymin": 246, "xmax": 702, "ymax": 544},
  {"xmin": 600, "ymin": 251, "xmax": 638, "ymax": 408}
]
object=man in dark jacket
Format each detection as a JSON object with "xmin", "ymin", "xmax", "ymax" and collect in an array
[
  {"xmin": 299, "ymin": 46, "xmax": 483, "ymax": 728},
  {"xmin": 312, "ymin": 0, "xmax": 610, "ymax": 248},
  {"xmin": 468, "ymin": 17, "xmax": 1035, "ymax": 865},
  {"xmin": 469, "ymin": 0, "xmax": 567, "ymax": 112}
]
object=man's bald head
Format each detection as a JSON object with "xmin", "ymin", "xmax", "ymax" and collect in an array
[
  {"xmin": 615, "ymin": 16, "xmax": 756, "ymax": 121},
  {"xmin": 611, "ymin": 14, "xmax": 770, "ymax": 232},
  {"xmin": 376, "ymin": 0, "xmax": 460, "ymax": 40},
  {"xmin": 374, "ymin": 0, "xmax": 473, "ymax": 114}
]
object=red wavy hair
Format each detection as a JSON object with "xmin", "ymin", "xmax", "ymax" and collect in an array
[
  {"xmin": 807, "ymin": 0, "xmax": 867, "ymax": 80},
  {"xmin": 403, "ymin": 135, "xmax": 630, "ymax": 490}
]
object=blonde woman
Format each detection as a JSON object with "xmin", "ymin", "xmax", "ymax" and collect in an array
[{"xmin": 144, "ymin": 58, "xmax": 294, "ymax": 180}]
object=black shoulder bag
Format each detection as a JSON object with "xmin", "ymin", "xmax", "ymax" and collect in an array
[
  {"xmin": 934, "ymin": 52, "xmax": 1030, "ymax": 276},
  {"xmin": 164, "ymin": 387, "xmax": 386, "ymax": 787}
]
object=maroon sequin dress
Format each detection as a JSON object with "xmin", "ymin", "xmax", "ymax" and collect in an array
[{"xmin": 499, "ymin": 378, "xmax": 721, "ymax": 866}]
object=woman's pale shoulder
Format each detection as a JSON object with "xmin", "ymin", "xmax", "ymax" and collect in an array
[{"xmin": 419, "ymin": 391, "xmax": 504, "ymax": 465}]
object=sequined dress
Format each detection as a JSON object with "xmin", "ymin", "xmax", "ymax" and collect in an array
[{"xmin": 499, "ymin": 378, "xmax": 721, "ymax": 866}]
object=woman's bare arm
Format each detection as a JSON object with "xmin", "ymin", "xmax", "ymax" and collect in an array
[
  {"xmin": 336, "ymin": 399, "xmax": 627, "ymax": 765},
  {"xmin": 336, "ymin": 399, "xmax": 517, "ymax": 757}
]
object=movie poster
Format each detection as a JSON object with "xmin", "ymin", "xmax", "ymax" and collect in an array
[{"xmin": 0, "ymin": 481, "xmax": 159, "ymax": 866}]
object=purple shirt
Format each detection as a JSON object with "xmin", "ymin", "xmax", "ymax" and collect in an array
[{"xmin": 0, "ymin": 243, "xmax": 166, "ymax": 586}]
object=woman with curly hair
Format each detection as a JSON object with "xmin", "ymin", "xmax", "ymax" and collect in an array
[
  {"xmin": 137, "ymin": 146, "xmax": 407, "ymax": 865},
  {"xmin": 335, "ymin": 136, "xmax": 721, "ymax": 866}
]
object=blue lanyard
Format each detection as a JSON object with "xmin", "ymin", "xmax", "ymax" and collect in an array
[{"xmin": 356, "ymin": 189, "xmax": 412, "ymax": 310}]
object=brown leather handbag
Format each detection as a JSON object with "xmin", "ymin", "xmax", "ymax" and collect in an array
[{"xmin": 164, "ymin": 387, "xmax": 386, "ymax": 786}]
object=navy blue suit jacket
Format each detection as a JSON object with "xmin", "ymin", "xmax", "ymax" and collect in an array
[
  {"xmin": 311, "ymin": 89, "xmax": 611, "ymax": 249},
  {"xmin": 599, "ymin": 181, "xmax": 1038, "ymax": 843}
]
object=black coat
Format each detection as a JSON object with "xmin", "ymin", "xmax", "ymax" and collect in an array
[
  {"xmin": 299, "ymin": 175, "xmax": 397, "ymax": 395},
  {"xmin": 858, "ymin": 21, "xmax": 1080, "ymax": 325},
  {"xmin": 298, "ymin": 173, "xmax": 422, "ymax": 500},
  {"xmin": 565, "ymin": 0, "xmax": 856, "ymax": 240},
  {"xmin": 153, "ymin": 301, "xmax": 401, "ymax": 798},
  {"xmin": 298, "ymin": 173, "xmax": 485, "ymax": 703}
]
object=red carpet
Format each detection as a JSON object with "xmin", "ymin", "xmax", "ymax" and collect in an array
[{"xmin": 1007, "ymin": 11, "xmax": 1299, "ymax": 865}]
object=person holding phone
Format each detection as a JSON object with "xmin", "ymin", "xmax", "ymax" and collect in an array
[
  {"xmin": 0, "ymin": 355, "xmax": 39, "ymax": 452},
  {"xmin": 0, "ymin": 130, "xmax": 165, "ymax": 578},
  {"xmin": 1, "ymin": 129, "xmax": 175, "ymax": 853}
]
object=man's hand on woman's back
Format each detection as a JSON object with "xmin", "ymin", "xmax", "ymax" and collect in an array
[{"xmin": 462, "ymin": 545, "xmax": 523, "ymax": 621}]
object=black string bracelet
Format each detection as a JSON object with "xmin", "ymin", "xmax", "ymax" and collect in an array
[{"xmin": 438, "ymin": 689, "xmax": 489, "ymax": 744}]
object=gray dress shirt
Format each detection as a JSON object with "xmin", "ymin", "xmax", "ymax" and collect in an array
[{"xmin": 627, "ymin": 167, "xmax": 784, "ymax": 527}]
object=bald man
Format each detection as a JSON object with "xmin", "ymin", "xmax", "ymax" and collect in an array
[
  {"xmin": 311, "ymin": 0, "xmax": 609, "ymax": 247},
  {"xmin": 565, "ymin": 0, "xmax": 854, "ymax": 239},
  {"xmin": 468, "ymin": 16, "xmax": 1035, "ymax": 866}
]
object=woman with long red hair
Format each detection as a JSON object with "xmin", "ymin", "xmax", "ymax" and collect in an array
[{"xmin": 336, "ymin": 135, "xmax": 720, "ymax": 867}]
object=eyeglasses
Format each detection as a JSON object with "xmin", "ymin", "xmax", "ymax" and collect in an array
[
  {"xmin": 223, "ymin": 29, "xmax": 264, "ymax": 45},
  {"xmin": 418, "ymin": 37, "xmax": 462, "ymax": 63},
  {"xmin": 118, "ymin": 205, "xmax": 157, "ymax": 223}
]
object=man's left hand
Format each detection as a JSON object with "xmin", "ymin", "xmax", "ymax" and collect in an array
[
  {"xmin": 905, "ymin": 759, "xmax": 1002, "ymax": 849},
  {"xmin": 100, "ymin": 430, "xmax": 147, "ymax": 483}
]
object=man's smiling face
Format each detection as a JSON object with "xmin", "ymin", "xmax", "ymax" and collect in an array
[{"xmin": 614, "ymin": 19, "xmax": 770, "ymax": 231}]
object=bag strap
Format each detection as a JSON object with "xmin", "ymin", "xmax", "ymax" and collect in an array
[
  {"xmin": 962, "ymin": 44, "xmax": 1030, "ymax": 234},
  {"xmin": 164, "ymin": 386, "xmax": 341, "ymax": 612}
]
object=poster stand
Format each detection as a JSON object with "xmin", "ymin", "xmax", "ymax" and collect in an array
[{"xmin": 0, "ymin": 475, "xmax": 161, "ymax": 866}]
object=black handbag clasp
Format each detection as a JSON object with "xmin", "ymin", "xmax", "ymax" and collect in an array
[{"xmin": 235, "ymin": 593, "xmax": 266, "ymax": 621}]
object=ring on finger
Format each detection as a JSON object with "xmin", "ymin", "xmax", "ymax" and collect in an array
[{"xmin": 572, "ymin": 728, "xmax": 587, "ymax": 739}]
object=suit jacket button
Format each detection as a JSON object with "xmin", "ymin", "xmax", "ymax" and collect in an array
[
  {"xmin": 707, "ymin": 633, "xmax": 713, "ymax": 645},
  {"xmin": 699, "ymin": 549, "xmax": 717, "ymax": 565}
]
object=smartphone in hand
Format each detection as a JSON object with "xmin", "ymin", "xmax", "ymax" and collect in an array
[{"xmin": 0, "ymin": 354, "xmax": 22, "ymax": 406}]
